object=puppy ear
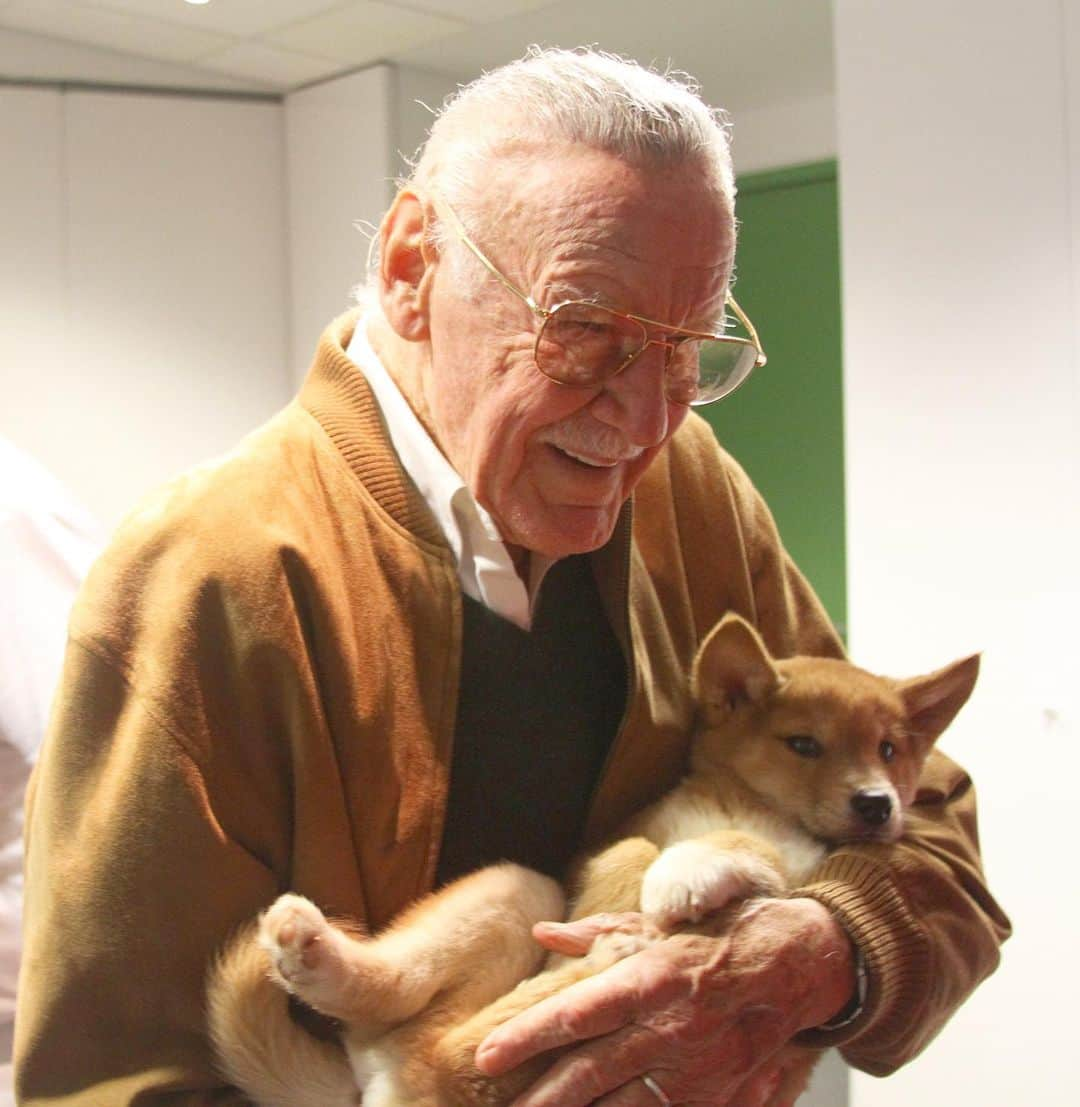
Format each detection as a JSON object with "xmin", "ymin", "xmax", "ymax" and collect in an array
[
  {"xmin": 897, "ymin": 653, "xmax": 980, "ymax": 753},
  {"xmin": 692, "ymin": 613, "xmax": 784, "ymax": 714}
]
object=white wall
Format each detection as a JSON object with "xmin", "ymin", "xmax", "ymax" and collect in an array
[
  {"xmin": 1069, "ymin": 0, "xmax": 1080, "ymax": 359},
  {"xmin": 833, "ymin": 2, "xmax": 1079, "ymax": 1104},
  {"xmin": 393, "ymin": 64, "xmax": 459, "ymax": 181},
  {"xmin": 731, "ymin": 93, "xmax": 837, "ymax": 175},
  {"xmin": 0, "ymin": 25, "xmax": 270, "ymax": 93},
  {"xmin": 284, "ymin": 64, "xmax": 396, "ymax": 381},
  {"xmin": 0, "ymin": 86, "xmax": 290, "ymax": 530},
  {"xmin": 281, "ymin": 62, "xmax": 465, "ymax": 385}
]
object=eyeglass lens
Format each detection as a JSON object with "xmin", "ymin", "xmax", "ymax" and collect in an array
[
  {"xmin": 536, "ymin": 303, "xmax": 646, "ymax": 387},
  {"xmin": 536, "ymin": 302, "xmax": 758, "ymax": 406}
]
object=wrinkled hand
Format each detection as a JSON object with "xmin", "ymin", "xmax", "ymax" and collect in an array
[{"xmin": 474, "ymin": 898, "xmax": 854, "ymax": 1107}]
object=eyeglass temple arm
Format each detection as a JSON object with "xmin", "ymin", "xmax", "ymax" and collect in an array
[
  {"xmin": 726, "ymin": 293, "xmax": 766, "ymax": 364},
  {"xmin": 429, "ymin": 191, "xmax": 545, "ymax": 315}
]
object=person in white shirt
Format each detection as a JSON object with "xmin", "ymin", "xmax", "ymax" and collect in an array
[{"xmin": 0, "ymin": 436, "xmax": 101, "ymax": 1105}]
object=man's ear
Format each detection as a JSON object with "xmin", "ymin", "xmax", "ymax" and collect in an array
[
  {"xmin": 692, "ymin": 613, "xmax": 784, "ymax": 716},
  {"xmin": 378, "ymin": 190, "xmax": 437, "ymax": 341}
]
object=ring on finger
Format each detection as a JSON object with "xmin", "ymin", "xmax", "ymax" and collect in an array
[{"xmin": 640, "ymin": 1073, "xmax": 672, "ymax": 1107}]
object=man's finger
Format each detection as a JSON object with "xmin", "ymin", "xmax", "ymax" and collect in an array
[
  {"xmin": 503, "ymin": 1022, "xmax": 658, "ymax": 1107},
  {"xmin": 474, "ymin": 962, "xmax": 639, "ymax": 1075},
  {"xmin": 532, "ymin": 921, "xmax": 597, "ymax": 956},
  {"xmin": 533, "ymin": 913, "xmax": 668, "ymax": 958}
]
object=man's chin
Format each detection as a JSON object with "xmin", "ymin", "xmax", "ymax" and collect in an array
[{"xmin": 503, "ymin": 501, "xmax": 624, "ymax": 561}]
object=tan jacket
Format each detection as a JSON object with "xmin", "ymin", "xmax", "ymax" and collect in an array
[{"xmin": 15, "ymin": 314, "xmax": 1009, "ymax": 1103}]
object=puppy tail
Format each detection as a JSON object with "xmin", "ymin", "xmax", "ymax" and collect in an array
[{"xmin": 207, "ymin": 923, "xmax": 361, "ymax": 1107}]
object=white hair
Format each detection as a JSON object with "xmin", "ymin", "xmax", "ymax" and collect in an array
[{"xmin": 363, "ymin": 46, "xmax": 735, "ymax": 297}]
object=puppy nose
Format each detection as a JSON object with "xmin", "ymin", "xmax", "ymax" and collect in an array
[{"xmin": 851, "ymin": 790, "xmax": 893, "ymax": 827}]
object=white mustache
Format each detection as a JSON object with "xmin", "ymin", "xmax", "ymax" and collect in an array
[{"xmin": 539, "ymin": 416, "xmax": 644, "ymax": 465}]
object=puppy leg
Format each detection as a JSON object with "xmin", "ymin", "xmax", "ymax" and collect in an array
[
  {"xmin": 567, "ymin": 836, "xmax": 660, "ymax": 920},
  {"xmin": 259, "ymin": 894, "xmax": 388, "ymax": 1023},
  {"xmin": 641, "ymin": 830, "xmax": 787, "ymax": 928},
  {"xmin": 262, "ymin": 863, "xmax": 564, "ymax": 1027},
  {"xmin": 208, "ymin": 921, "xmax": 361, "ymax": 1107}
]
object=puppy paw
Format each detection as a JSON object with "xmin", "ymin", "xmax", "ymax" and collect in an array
[
  {"xmin": 258, "ymin": 893, "xmax": 337, "ymax": 994},
  {"xmin": 641, "ymin": 842, "xmax": 752, "ymax": 927}
]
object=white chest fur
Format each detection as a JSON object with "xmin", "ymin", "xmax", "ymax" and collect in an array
[{"xmin": 637, "ymin": 787, "xmax": 827, "ymax": 886}]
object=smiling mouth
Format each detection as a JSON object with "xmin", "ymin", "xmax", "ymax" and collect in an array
[
  {"xmin": 557, "ymin": 447, "xmax": 621, "ymax": 468},
  {"xmin": 550, "ymin": 444, "xmax": 643, "ymax": 469}
]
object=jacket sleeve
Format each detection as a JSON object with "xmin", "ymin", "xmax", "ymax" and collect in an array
[
  {"xmin": 674, "ymin": 416, "xmax": 1011, "ymax": 1075},
  {"xmin": 794, "ymin": 753, "xmax": 1011, "ymax": 1074},
  {"xmin": 16, "ymin": 634, "xmax": 282, "ymax": 1104}
]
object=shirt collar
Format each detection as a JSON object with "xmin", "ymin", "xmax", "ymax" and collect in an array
[{"xmin": 345, "ymin": 318, "xmax": 552, "ymax": 629}]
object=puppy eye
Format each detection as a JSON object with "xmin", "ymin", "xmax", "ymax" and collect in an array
[
  {"xmin": 880, "ymin": 740, "xmax": 896, "ymax": 763},
  {"xmin": 785, "ymin": 735, "xmax": 823, "ymax": 759}
]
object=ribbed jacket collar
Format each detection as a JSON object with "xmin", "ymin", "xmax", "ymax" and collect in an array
[{"xmin": 298, "ymin": 311, "xmax": 448, "ymax": 551}]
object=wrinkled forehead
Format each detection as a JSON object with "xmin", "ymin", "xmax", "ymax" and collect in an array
[{"xmin": 477, "ymin": 147, "xmax": 735, "ymax": 317}]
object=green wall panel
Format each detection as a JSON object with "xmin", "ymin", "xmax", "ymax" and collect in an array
[{"xmin": 700, "ymin": 160, "xmax": 847, "ymax": 637}]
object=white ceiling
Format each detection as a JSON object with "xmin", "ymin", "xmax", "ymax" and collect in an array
[{"xmin": 0, "ymin": 0, "xmax": 834, "ymax": 113}]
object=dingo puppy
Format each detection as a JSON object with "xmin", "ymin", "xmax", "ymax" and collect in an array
[{"xmin": 207, "ymin": 613, "xmax": 979, "ymax": 1107}]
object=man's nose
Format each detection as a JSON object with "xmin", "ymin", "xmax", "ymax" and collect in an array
[{"xmin": 592, "ymin": 344, "xmax": 671, "ymax": 448}]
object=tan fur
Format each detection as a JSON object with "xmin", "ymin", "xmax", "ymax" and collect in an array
[
  {"xmin": 208, "ymin": 615, "xmax": 979, "ymax": 1107},
  {"xmin": 206, "ymin": 921, "xmax": 362, "ymax": 1107}
]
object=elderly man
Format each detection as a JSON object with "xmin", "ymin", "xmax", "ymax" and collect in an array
[{"xmin": 16, "ymin": 48, "xmax": 1008, "ymax": 1106}]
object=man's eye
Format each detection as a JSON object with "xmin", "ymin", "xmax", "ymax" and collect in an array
[
  {"xmin": 666, "ymin": 337, "xmax": 701, "ymax": 364},
  {"xmin": 785, "ymin": 735, "xmax": 823, "ymax": 759},
  {"xmin": 549, "ymin": 318, "xmax": 614, "ymax": 340}
]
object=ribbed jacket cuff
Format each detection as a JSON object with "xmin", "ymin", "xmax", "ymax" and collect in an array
[{"xmin": 792, "ymin": 850, "xmax": 931, "ymax": 1075}]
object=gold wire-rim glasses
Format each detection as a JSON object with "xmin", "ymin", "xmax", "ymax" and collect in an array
[{"xmin": 430, "ymin": 191, "xmax": 767, "ymax": 407}]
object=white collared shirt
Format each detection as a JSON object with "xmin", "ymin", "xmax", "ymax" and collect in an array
[{"xmin": 346, "ymin": 320, "xmax": 552, "ymax": 630}]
